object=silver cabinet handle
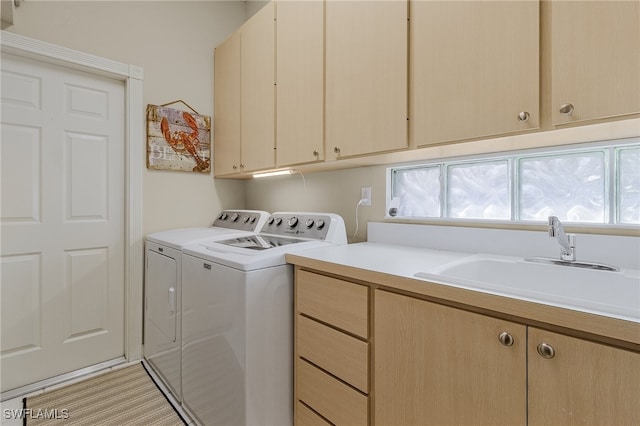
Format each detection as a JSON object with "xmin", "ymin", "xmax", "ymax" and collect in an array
[
  {"xmin": 559, "ymin": 103, "xmax": 574, "ymax": 116},
  {"xmin": 498, "ymin": 332, "xmax": 514, "ymax": 347},
  {"xmin": 518, "ymin": 111, "xmax": 530, "ymax": 122},
  {"xmin": 537, "ymin": 342, "xmax": 556, "ymax": 359}
]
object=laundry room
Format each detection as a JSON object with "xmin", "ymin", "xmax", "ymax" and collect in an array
[{"xmin": 1, "ymin": 1, "xmax": 639, "ymax": 425}]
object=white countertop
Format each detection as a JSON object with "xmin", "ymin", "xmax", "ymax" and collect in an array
[
  {"xmin": 287, "ymin": 241, "xmax": 640, "ymax": 330},
  {"xmin": 291, "ymin": 241, "xmax": 469, "ymax": 279}
]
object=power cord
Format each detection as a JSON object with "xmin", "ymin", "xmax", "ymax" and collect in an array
[
  {"xmin": 290, "ymin": 169, "xmax": 306, "ymax": 190},
  {"xmin": 352, "ymin": 198, "xmax": 367, "ymax": 241}
]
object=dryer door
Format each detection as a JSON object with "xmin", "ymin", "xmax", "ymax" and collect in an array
[{"xmin": 144, "ymin": 249, "xmax": 180, "ymax": 399}]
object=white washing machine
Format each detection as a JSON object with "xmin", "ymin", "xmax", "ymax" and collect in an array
[
  {"xmin": 143, "ymin": 210, "xmax": 269, "ymax": 402},
  {"xmin": 181, "ymin": 212, "xmax": 347, "ymax": 426}
]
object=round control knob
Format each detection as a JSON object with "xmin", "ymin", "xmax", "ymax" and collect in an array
[
  {"xmin": 305, "ymin": 219, "xmax": 315, "ymax": 228},
  {"xmin": 275, "ymin": 218, "xmax": 283, "ymax": 226},
  {"xmin": 267, "ymin": 217, "xmax": 275, "ymax": 225},
  {"xmin": 219, "ymin": 213, "xmax": 228, "ymax": 220},
  {"xmin": 243, "ymin": 215, "xmax": 250, "ymax": 223},
  {"xmin": 316, "ymin": 219, "xmax": 325, "ymax": 230},
  {"xmin": 230, "ymin": 213, "xmax": 240, "ymax": 222},
  {"xmin": 250, "ymin": 216, "xmax": 256, "ymax": 223},
  {"xmin": 288, "ymin": 217, "xmax": 299, "ymax": 227}
]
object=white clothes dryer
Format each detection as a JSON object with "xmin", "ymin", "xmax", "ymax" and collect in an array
[
  {"xmin": 181, "ymin": 213, "xmax": 347, "ymax": 426},
  {"xmin": 143, "ymin": 210, "xmax": 269, "ymax": 402}
]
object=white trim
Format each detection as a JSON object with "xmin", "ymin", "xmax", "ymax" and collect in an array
[{"xmin": 1, "ymin": 31, "xmax": 144, "ymax": 363}]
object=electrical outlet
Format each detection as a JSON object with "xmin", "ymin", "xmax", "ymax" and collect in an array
[{"xmin": 361, "ymin": 186, "xmax": 372, "ymax": 206}]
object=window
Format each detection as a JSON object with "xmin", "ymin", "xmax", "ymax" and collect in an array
[
  {"xmin": 519, "ymin": 152, "xmax": 605, "ymax": 223},
  {"xmin": 448, "ymin": 161, "xmax": 510, "ymax": 220},
  {"xmin": 388, "ymin": 139, "xmax": 639, "ymax": 226},
  {"xmin": 618, "ymin": 147, "xmax": 640, "ymax": 224}
]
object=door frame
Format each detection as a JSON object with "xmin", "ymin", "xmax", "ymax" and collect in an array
[{"xmin": 1, "ymin": 30, "xmax": 144, "ymax": 363}]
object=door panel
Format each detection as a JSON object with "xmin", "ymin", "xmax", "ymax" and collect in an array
[{"xmin": 1, "ymin": 52, "xmax": 125, "ymax": 392}]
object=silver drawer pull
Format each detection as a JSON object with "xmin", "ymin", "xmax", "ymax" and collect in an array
[
  {"xmin": 517, "ymin": 111, "xmax": 530, "ymax": 122},
  {"xmin": 559, "ymin": 103, "xmax": 574, "ymax": 116},
  {"xmin": 498, "ymin": 332, "xmax": 514, "ymax": 347},
  {"xmin": 537, "ymin": 342, "xmax": 556, "ymax": 359}
]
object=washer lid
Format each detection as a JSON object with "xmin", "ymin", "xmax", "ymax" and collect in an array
[
  {"xmin": 146, "ymin": 227, "xmax": 242, "ymax": 250},
  {"xmin": 215, "ymin": 235, "xmax": 308, "ymax": 251}
]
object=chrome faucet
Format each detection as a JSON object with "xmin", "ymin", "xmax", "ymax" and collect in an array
[
  {"xmin": 548, "ymin": 216, "xmax": 575, "ymax": 261},
  {"xmin": 525, "ymin": 216, "xmax": 619, "ymax": 272}
]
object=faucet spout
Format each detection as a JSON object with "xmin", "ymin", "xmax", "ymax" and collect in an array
[{"xmin": 548, "ymin": 216, "xmax": 575, "ymax": 261}]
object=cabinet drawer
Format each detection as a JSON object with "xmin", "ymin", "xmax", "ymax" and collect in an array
[
  {"xmin": 296, "ymin": 401, "xmax": 331, "ymax": 426},
  {"xmin": 298, "ymin": 315, "xmax": 369, "ymax": 393},
  {"xmin": 297, "ymin": 359, "xmax": 368, "ymax": 426},
  {"xmin": 296, "ymin": 270, "xmax": 369, "ymax": 338}
]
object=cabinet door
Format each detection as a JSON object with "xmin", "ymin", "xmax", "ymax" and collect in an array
[
  {"xmin": 241, "ymin": 1, "xmax": 276, "ymax": 172},
  {"xmin": 213, "ymin": 31, "xmax": 241, "ymax": 176},
  {"xmin": 276, "ymin": 0, "xmax": 324, "ymax": 167},
  {"xmin": 326, "ymin": 0, "xmax": 408, "ymax": 159},
  {"xmin": 551, "ymin": 1, "xmax": 640, "ymax": 125},
  {"xmin": 375, "ymin": 290, "xmax": 526, "ymax": 426},
  {"xmin": 528, "ymin": 327, "xmax": 640, "ymax": 425},
  {"xmin": 410, "ymin": 0, "xmax": 539, "ymax": 146}
]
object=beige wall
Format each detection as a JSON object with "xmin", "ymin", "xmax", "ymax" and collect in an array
[
  {"xmin": 246, "ymin": 165, "xmax": 387, "ymax": 243},
  {"xmin": 7, "ymin": 1, "xmax": 249, "ymax": 236}
]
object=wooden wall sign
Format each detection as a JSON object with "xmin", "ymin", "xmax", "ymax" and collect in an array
[{"xmin": 146, "ymin": 104, "xmax": 211, "ymax": 173}]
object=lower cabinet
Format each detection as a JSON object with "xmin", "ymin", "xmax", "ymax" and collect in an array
[
  {"xmin": 293, "ymin": 268, "xmax": 640, "ymax": 425},
  {"xmin": 375, "ymin": 289, "xmax": 526, "ymax": 426},
  {"xmin": 528, "ymin": 327, "xmax": 640, "ymax": 425}
]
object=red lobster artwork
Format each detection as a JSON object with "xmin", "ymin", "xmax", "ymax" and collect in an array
[{"xmin": 160, "ymin": 111, "xmax": 210, "ymax": 172}]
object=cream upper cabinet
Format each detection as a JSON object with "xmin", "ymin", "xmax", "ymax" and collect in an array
[
  {"xmin": 276, "ymin": 0, "xmax": 324, "ymax": 167},
  {"xmin": 213, "ymin": 31, "xmax": 241, "ymax": 176},
  {"xmin": 550, "ymin": 0, "xmax": 640, "ymax": 125},
  {"xmin": 410, "ymin": 0, "xmax": 539, "ymax": 147},
  {"xmin": 325, "ymin": 0, "xmax": 408, "ymax": 159},
  {"xmin": 241, "ymin": 1, "xmax": 276, "ymax": 173},
  {"xmin": 528, "ymin": 327, "xmax": 640, "ymax": 425},
  {"xmin": 375, "ymin": 289, "xmax": 527, "ymax": 425}
]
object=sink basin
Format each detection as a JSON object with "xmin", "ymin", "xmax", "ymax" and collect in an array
[{"xmin": 414, "ymin": 253, "xmax": 640, "ymax": 322}]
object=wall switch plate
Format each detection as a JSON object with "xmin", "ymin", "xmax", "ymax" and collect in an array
[{"xmin": 361, "ymin": 186, "xmax": 372, "ymax": 206}]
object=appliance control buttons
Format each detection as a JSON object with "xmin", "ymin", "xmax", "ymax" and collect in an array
[
  {"xmin": 275, "ymin": 218, "xmax": 283, "ymax": 226},
  {"xmin": 250, "ymin": 216, "xmax": 256, "ymax": 223},
  {"xmin": 267, "ymin": 217, "xmax": 275, "ymax": 225},
  {"xmin": 316, "ymin": 219, "xmax": 325, "ymax": 230},
  {"xmin": 288, "ymin": 217, "xmax": 299, "ymax": 227},
  {"xmin": 231, "ymin": 213, "xmax": 240, "ymax": 222},
  {"xmin": 305, "ymin": 219, "xmax": 315, "ymax": 228},
  {"xmin": 219, "ymin": 213, "xmax": 228, "ymax": 220},
  {"xmin": 243, "ymin": 215, "xmax": 250, "ymax": 223}
]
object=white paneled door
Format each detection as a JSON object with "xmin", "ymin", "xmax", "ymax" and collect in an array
[{"xmin": 1, "ymin": 53, "xmax": 125, "ymax": 393}]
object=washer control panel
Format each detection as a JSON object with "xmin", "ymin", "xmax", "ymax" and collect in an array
[
  {"xmin": 211, "ymin": 210, "xmax": 268, "ymax": 232},
  {"xmin": 262, "ymin": 213, "xmax": 332, "ymax": 240}
]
